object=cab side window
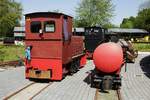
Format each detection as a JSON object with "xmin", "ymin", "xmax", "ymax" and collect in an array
[
  {"xmin": 63, "ymin": 18, "xmax": 69, "ymax": 41},
  {"xmin": 30, "ymin": 21, "xmax": 41, "ymax": 33},
  {"xmin": 44, "ymin": 21, "xmax": 55, "ymax": 33}
]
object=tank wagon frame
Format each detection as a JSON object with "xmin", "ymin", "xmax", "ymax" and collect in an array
[{"xmin": 91, "ymin": 68, "xmax": 122, "ymax": 90}]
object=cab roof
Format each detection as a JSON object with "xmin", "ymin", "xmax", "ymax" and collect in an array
[{"xmin": 25, "ymin": 12, "xmax": 73, "ymax": 18}]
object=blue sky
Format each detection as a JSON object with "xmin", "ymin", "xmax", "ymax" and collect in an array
[{"xmin": 15, "ymin": 0, "xmax": 147, "ymax": 26}]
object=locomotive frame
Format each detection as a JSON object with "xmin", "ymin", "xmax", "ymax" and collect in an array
[{"xmin": 25, "ymin": 12, "xmax": 86, "ymax": 80}]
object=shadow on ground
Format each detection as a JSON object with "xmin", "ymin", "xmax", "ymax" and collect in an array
[
  {"xmin": 83, "ymin": 71, "xmax": 92, "ymax": 85},
  {"xmin": 140, "ymin": 55, "xmax": 150, "ymax": 78},
  {"xmin": 29, "ymin": 78, "xmax": 53, "ymax": 83}
]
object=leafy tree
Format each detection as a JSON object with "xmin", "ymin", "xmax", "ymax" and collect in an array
[
  {"xmin": 134, "ymin": 8, "xmax": 150, "ymax": 31},
  {"xmin": 0, "ymin": 0, "xmax": 22, "ymax": 37},
  {"xmin": 103, "ymin": 23, "xmax": 119, "ymax": 28},
  {"xmin": 120, "ymin": 17, "xmax": 135, "ymax": 28},
  {"xmin": 120, "ymin": 7, "xmax": 150, "ymax": 32},
  {"xmin": 74, "ymin": 0, "xmax": 114, "ymax": 27}
]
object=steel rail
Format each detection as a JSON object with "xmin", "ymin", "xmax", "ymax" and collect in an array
[
  {"xmin": 0, "ymin": 60, "xmax": 19, "ymax": 66},
  {"xmin": 3, "ymin": 82, "xmax": 52, "ymax": 100},
  {"xmin": 116, "ymin": 89, "xmax": 122, "ymax": 100},
  {"xmin": 3, "ymin": 82, "xmax": 35, "ymax": 100}
]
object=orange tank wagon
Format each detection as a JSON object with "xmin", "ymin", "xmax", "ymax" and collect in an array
[{"xmin": 25, "ymin": 12, "xmax": 86, "ymax": 80}]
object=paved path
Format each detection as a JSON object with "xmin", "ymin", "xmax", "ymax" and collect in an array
[
  {"xmin": 121, "ymin": 54, "xmax": 150, "ymax": 100},
  {"xmin": 0, "ymin": 66, "xmax": 31, "ymax": 99},
  {"xmin": 33, "ymin": 61, "xmax": 96, "ymax": 100},
  {"xmin": 1, "ymin": 54, "xmax": 150, "ymax": 100}
]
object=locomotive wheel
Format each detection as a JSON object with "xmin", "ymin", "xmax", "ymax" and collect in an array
[
  {"xmin": 70, "ymin": 61, "xmax": 77, "ymax": 74},
  {"xmin": 75, "ymin": 59, "xmax": 80, "ymax": 71},
  {"xmin": 90, "ymin": 73, "xmax": 95, "ymax": 88},
  {"xmin": 69, "ymin": 58, "xmax": 81, "ymax": 75}
]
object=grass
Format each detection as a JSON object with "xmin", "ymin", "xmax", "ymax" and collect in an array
[
  {"xmin": 0, "ymin": 45, "xmax": 25, "ymax": 62},
  {"xmin": 0, "ymin": 42, "xmax": 149, "ymax": 62},
  {"xmin": 133, "ymin": 43, "xmax": 150, "ymax": 52}
]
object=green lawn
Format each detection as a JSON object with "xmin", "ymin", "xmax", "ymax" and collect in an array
[
  {"xmin": 133, "ymin": 43, "xmax": 150, "ymax": 52},
  {"xmin": 0, "ymin": 45, "xmax": 25, "ymax": 62},
  {"xmin": 0, "ymin": 43, "xmax": 149, "ymax": 62}
]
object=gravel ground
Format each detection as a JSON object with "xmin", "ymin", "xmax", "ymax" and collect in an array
[{"xmin": 0, "ymin": 66, "xmax": 31, "ymax": 99}]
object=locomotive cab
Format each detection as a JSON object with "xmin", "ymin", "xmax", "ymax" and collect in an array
[{"xmin": 25, "ymin": 12, "xmax": 86, "ymax": 80}]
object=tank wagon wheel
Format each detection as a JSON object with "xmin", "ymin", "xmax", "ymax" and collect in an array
[
  {"xmin": 113, "ymin": 83, "xmax": 121, "ymax": 90},
  {"xmin": 90, "ymin": 73, "xmax": 96, "ymax": 88},
  {"xmin": 113, "ymin": 84, "xmax": 120, "ymax": 90}
]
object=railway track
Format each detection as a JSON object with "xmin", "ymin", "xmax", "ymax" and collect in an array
[
  {"xmin": 95, "ymin": 89, "xmax": 122, "ymax": 100},
  {"xmin": 0, "ymin": 60, "xmax": 20, "ymax": 67},
  {"xmin": 3, "ymin": 82, "xmax": 52, "ymax": 100}
]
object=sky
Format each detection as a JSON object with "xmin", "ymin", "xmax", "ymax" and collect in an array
[{"xmin": 15, "ymin": 0, "xmax": 148, "ymax": 26}]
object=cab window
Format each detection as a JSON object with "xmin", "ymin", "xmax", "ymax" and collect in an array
[
  {"xmin": 30, "ymin": 21, "xmax": 41, "ymax": 33},
  {"xmin": 63, "ymin": 19, "xmax": 69, "ymax": 41},
  {"xmin": 44, "ymin": 21, "xmax": 55, "ymax": 33}
]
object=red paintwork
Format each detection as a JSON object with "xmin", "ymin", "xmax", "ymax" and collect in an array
[
  {"xmin": 62, "ymin": 36, "xmax": 84, "ymax": 64},
  {"xmin": 80, "ymin": 55, "xmax": 87, "ymax": 68},
  {"xmin": 25, "ymin": 12, "xmax": 86, "ymax": 80},
  {"xmin": 93, "ymin": 42, "xmax": 123, "ymax": 73},
  {"xmin": 25, "ymin": 14, "xmax": 63, "ymax": 40},
  {"xmin": 86, "ymin": 51, "xmax": 93, "ymax": 59},
  {"xmin": 26, "ymin": 41, "xmax": 62, "ymax": 59},
  {"xmin": 25, "ymin": 59, "xmax": 62, "ymax": 80}
]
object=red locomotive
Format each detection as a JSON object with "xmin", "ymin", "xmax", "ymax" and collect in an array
[
  {"xmin": 91, "ymin": 42, "xmax": 124, "ymax": 90},
  {"xmin": 25, "ymin": 12, "xmax": 86, "ymax": 80}
]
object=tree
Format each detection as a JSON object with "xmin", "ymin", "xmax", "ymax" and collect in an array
[
  {"xmin": 74, "ymin": 0, "xmax": 114, "ymax": 27},
  {"xmin": 0, "ymin": 0, "xmax": 22, "ymax": 37},
  {"xmin": 120, "ymin": 17, "xmax": 135, "ymax": 28},
  {"xmin": 103, "ymin": 23, "xmax": 119, "ymax": 28},
  {"xmin": 134, "ymin": 8, "xmax": 150, "ymax": 31}
]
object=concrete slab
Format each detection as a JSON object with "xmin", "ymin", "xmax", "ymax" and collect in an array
[
  {"xmin": 121, "ymin": 54, "xmax": 150, "ymax": 100},
  {"xmin": 1, "ymin": 54, "xmax": 150, "ymax": 100},
  {"xmin": 0, "ymin": 67, "xmax": 31, "ymax": 99},
  {"xmin": 0, "ymin": 68, "xmax": 5, "ymax": 72},
  {"xmin": 33, "ymin": 61, "xmax": 96, "ymax": 100}
]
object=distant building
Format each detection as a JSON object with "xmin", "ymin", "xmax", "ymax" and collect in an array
[
  {"xmin": 13, "ymin": 26, "xmax": 25, "ymax": 40},
  {"xmin": 13, "ymin": 27, "xmax": 85, "ymax": 37},
  {"xmin": 72, "ymin": 28, "xmax": 85, "ymax": 36},
  {"xmin": 108, "ymin": 28, "xmax": 149, "ymax": 41},
  {"xmin": 108, "ymin": 28, "xmax": 149, "ymax": 37},
  {"xmin": 13, "ymin": 27, "xmax": 25, "ymax": 45},
  {"xmin": 13, "ymin": 26, "xmax": 149, "ymax": 40}
]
